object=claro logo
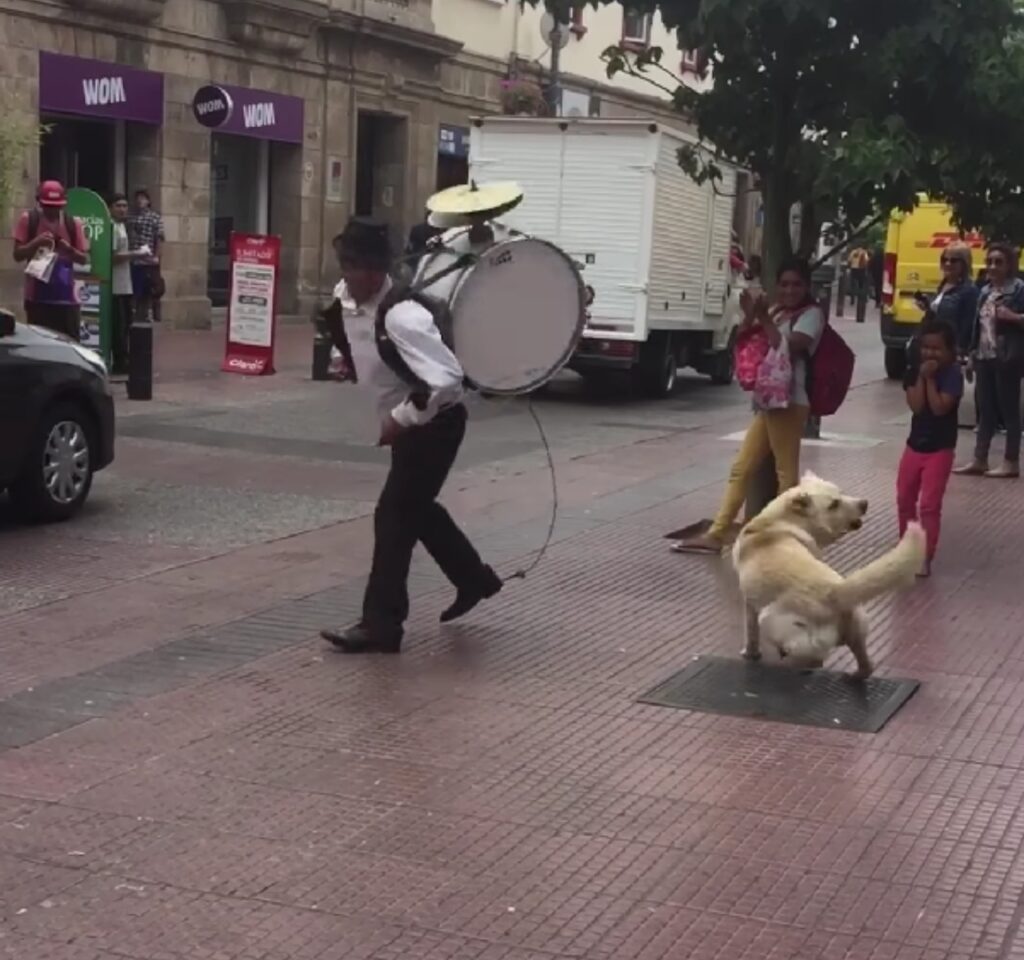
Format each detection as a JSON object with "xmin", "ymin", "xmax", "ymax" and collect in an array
[{"xmin": 226, "ymin": 356, "xmax": 264, "ymax": 371}]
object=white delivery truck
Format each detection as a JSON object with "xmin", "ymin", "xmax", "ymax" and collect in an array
[{"xmin": 468, "ymin": 117, "xmax": 742, "ymax": 396}]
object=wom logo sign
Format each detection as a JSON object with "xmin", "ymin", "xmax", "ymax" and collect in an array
[
  {"xmin": 242, "ymin": 102, "xmax": 276, "ymax": 130},
  {"xmin": 82, "ymin": 76, "xmax": 126, "ymax": 107}
]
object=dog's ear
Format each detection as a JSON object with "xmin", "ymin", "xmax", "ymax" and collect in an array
[{"xmin": 790, "ymin": 492, "xmax": 813, "ymax": 515}]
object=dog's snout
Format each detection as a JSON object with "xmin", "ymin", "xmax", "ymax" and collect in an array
[{"xmin": 858, "ymin": 499, "xmax": 869, "ymax": 515}]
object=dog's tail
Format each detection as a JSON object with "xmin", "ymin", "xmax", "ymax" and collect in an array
[{"xmin": 828, "ymin": 522, "xmax": 926, "ymax": 610}]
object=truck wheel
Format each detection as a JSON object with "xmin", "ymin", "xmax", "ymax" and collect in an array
[
  {"xmin": 9, "ymin": 402, "xmax": 96, "ymax": 523},
  {"xmin": 709, "ymin": 332, "xmax": 736, "ymax": 385},
  {"xmin": 884, "ymin": 347, "xmax": 906, "ymax": 381},
  {"xmin": 636, "ymin": 334, "xmax": 677, "ymax": 398}
]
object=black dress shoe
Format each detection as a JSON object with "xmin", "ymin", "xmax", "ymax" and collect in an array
[
  {"xmin": 440, "ymin": 566, "xmax": 503, "ymax": 623},
  {"xmin": 320, "ymin": 623, "xmax": 402, "ymax": 654}
]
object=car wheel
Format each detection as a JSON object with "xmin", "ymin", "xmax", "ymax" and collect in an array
[
  {"xmin": 10, "ymin": 402, "xmax": 95, "ymax": 522},
  {"xmin": 884, "ymin": 346, "xmax": 906, "ymax": 381},
  {"xmin": 637, "ymin": 334, "xmax": 678, "ymax": 398}
]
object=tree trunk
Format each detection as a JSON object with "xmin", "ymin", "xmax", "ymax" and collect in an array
[
  {"xmin": 760, "ymin": 171, "xmax": 794, "ymax": 294},
  {"xmin": 797, "ymin": 201, "xmax": 822, "ymax": 261}
]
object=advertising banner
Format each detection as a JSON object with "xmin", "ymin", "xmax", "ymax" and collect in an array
[
  {"xmin": 39, "ymin": 52, "xmax": 164, "ymax": 126},
  {"xmin": 192, "ymin": 83, "xmax": 303, "ymax": 144},
  {"xmin": 66, "ymin": 188, "xmax": 112, "ymax": 365},
  {"xmin": 222, "ymin": 232, "xmax": 280, "ymax": 376}
]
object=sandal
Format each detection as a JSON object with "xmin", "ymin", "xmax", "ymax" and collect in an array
[
  {"xmin": 670, "ymin": 535, "xmax": 724, "ymax": 556},
  {"xmin": 952, "ymin": 462, "xmax": 988, "ymax": 476}
]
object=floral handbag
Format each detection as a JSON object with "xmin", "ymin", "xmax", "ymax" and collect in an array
[{"xmin": 753, "ymin": 339, "xmax": 793, "ymax": 410}]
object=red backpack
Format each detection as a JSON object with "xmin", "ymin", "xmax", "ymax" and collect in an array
[{"xmin": 807, "ymin": 320, "xmax": 855, "ymax": 416}]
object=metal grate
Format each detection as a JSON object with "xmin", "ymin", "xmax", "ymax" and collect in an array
[{"xmin": 640, "ymin": 656, "xmax": 920, "ymax": 733}]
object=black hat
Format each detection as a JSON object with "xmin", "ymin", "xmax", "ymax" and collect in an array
[{"xmin": 334, "ymin": 217, "xmax": 392, "ymax": 270}]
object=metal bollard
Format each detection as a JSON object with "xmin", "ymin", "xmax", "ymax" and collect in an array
[
  {"xmin": 127, "ymin": 321, "xmax": 153, "ymax": 401},
  {"xmin": 312, "ymin": 320, "xmax": 332, "ymax": 381},
  {"xmin": 835, "ymin": 270, "xmax": 846, "ymax": 319}
]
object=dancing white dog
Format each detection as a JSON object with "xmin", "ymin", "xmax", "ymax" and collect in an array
[{"xmin": 732, "ymin": 471, "xmax": 926, "ymax": 680}]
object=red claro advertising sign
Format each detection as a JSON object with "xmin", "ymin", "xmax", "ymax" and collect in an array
[{"xmin": 221, "ymin": 232, "xmax": 280, "ymax": 375}]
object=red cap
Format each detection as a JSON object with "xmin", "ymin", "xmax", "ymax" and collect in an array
[{"xmin": 37, "ymin": 180, "xmax": 67, "ymax": 207}]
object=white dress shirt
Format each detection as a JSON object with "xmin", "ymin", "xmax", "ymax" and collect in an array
[{"xmin": 332, "ymin": 277, "xmax": 465, "ymax": 429}]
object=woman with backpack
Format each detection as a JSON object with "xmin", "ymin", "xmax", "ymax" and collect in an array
[
  {"xmin": 12, "ymin": 180, "xmax": 89, "ymax": 339},
  {"xmin": 672, "ymin": 258, "xmax": 825, "ymax": 555}
]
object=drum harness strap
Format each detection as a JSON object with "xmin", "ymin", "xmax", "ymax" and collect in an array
[{"xmin": 381, "ymin": 240, "xmax": 560, "ymax": 585}]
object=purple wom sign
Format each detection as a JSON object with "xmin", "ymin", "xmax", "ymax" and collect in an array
[
  {"xmin": 38, "ymin": 52, "xmax": 164, "ymax": 125},
  {"xmin": 191, "ymin": 83, "xmax": 303, "ymax": 145}
]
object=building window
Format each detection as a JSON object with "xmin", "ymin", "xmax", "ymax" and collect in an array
[
  {"xmin": 680, "ymin": 49, "xmax": 701, "ymax": 73},
  {"xmin": 621, "ymin": 8, "xmax": 653, "ymax": 48}
]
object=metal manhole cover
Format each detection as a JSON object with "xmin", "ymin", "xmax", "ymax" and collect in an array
[{"xmin": 639, "ymin": 656, "xmax": 919, "ymax": 733}]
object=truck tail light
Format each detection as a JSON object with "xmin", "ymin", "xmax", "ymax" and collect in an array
[{"xmin": 882, "ymin": 253, "xmax": 897, "ymax": 308}]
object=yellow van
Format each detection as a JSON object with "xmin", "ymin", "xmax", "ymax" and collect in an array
[{"xmin": 880, "ymin": 199, "xmax": 985, "ymax": 379}]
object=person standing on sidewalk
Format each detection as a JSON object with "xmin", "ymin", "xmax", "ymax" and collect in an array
[
  {"xmin": 12, "ymin": 180, "xmax": 89, "ymax": 338},
  {"xmin": 912, "ymin": 244, "xmax": 978, "ymax": 357},
  {"xmin": 847, "ymin": 245, "xmax": 870, "ymax": 305},
  {"xmin": 108, "ymin": 194, "xmax": 148, "ymax": 375},
  {"xmin": 954, "ymin": 243, "xmax": 1024, "ymax": 479},
  {"xmin": 897, "ymin": 318, "xmax": 964, "ymax": 578},
  {"xmin": 672, "ymin": 258, "xmax": 824, "ymax": 555},
  {"xmin": 128, "ymin": 189, "xmax": 165, "ymax": 323},
  {"xmin": 319, "ymin": 218, "xmax": 502, "ymax": 654}
]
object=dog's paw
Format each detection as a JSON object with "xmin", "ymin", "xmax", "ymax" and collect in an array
[
  {"xmin": 846, "ymin": 668, "xmax": 873, "ymax": 683},
  {"xmin": 741, "ymin": 648, "xmax": 762, "ymax": 662}
]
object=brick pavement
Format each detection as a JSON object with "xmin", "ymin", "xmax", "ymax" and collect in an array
[{"xmin": 4, "ymin": 320, "xmax": 1024, "ymax": 958}]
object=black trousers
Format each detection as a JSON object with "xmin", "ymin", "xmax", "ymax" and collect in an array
[
  {"xmin": 363, "ymin": 404, "xmax": 488, "ymax": 635},
  {"xmin": 975, "ymin": 359, "xmax": 1022, "ymax": 464}
]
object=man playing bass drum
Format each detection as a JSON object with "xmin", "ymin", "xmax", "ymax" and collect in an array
[{"xmin": 319, "ymin": 218, "xmax": 502, "ymax": 654}]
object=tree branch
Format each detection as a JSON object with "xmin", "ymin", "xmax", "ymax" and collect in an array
[{"xmin": 810, "ymin": 212, "xmax": 886, "ymax": 271}]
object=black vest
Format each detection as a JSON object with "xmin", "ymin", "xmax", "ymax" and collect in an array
[{"xmin": 374, "ymin": 254, "xmax": 476, "ymax": 409}]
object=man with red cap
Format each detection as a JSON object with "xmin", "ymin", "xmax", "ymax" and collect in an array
[{"xmin": 12, "ymin": 180, "xmax": 89, "ymax": 339}]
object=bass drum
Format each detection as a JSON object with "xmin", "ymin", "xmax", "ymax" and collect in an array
[{"xmin": 422, "ymin": 236, "xmax": 586, "ymax": 396}]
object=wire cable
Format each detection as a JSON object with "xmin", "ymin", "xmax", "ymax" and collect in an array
[{"xmin": 504, "ymin": 396, "xmax": 559, "ymax": 582}]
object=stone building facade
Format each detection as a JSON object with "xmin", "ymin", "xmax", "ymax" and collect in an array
[
  {"xmin": 0, "ymin": 0, "xmax": 494, "ymax": 326},
  {"xmin": 0, "ymin": 0, "xmax": 724, "ymax": 328}
]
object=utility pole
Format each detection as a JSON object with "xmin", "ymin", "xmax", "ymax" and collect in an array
[{"xmin": 547, "ymin": 21, "xmax": 562, "ymax": 116}]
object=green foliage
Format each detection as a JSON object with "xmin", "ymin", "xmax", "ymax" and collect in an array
[
  {"xmin": 537, "ymin": 0, "xmax": 1024, "ymax": 268},
  {"xmin": 0, "ymin": 106, "xmax": 45, "ymax": 219}
]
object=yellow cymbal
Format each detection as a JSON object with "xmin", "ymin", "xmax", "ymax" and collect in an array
[{"xmin": 427, "ymin": 181, "xmax": 524, "ymax": 216}]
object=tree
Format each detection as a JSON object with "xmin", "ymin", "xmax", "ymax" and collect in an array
[
  {"xmin": 538, "ymin": 0, "xmax": 1024, "ymax": 282},
  {"xmin": 0, "ymin": 107, "xmax": 45, "ymax": 221}
]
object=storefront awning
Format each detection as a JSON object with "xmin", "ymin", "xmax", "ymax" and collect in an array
[
  {"xmin": 38, "ymin": 52, "xmax": 164, "ymax": 125},
  {"xmin": 192, "ymin": 84, "xmax": 304, "ymax": 145}
]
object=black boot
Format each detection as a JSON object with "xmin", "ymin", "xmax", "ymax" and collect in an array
[
  {"xmin": 320, "ymin": 623, "xmax": 402, "ymax": 654},
  {"xmin": 440, "ymin": 566, "xmax": 503, "ymax": 623}
]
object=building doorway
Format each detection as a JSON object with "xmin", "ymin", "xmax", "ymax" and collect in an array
[
  {"xmin": 207, "ymin": 133, "xmax": 270, "ymax": 307},
  {"xmin": 39, "ymin": 116, "xmax": 124, "ymax": 197},
  {"xmin": 436, "ymin": 124, "xmax": 469, "ymax": 191},
  {"xmin": 354, "ymin": 111, "xmax": 407, "ymax": 248}
]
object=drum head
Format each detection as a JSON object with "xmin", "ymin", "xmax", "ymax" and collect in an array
[{"xmin": 451, "ymin": 238, "xmax": 585, "ymax": 395}]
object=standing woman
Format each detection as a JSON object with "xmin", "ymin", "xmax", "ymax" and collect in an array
[
  {"xmin": 673, "ymin": 258, "xmax": 825, "ymax": 554},
  {"xmin": 954, "ymin": 243, "xmax": 1024, "ymax": 479},
  {"xmin": 914, "ymin": 244, "xmax": 978, "ymax": 357}
]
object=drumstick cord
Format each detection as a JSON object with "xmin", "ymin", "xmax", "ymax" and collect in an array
[{"xmin": 503, "ymin": 397, "xmax": 559, "ymax": 583}]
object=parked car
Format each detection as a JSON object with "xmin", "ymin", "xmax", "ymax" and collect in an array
[{"xmin": 0, "ymin": 309, "xmax": 115, "ymax": 521}]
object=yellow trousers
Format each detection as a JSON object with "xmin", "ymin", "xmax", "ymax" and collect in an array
[{"xmin": 709, "ymin": 405, "xmax": 809, "ymax": 537}]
